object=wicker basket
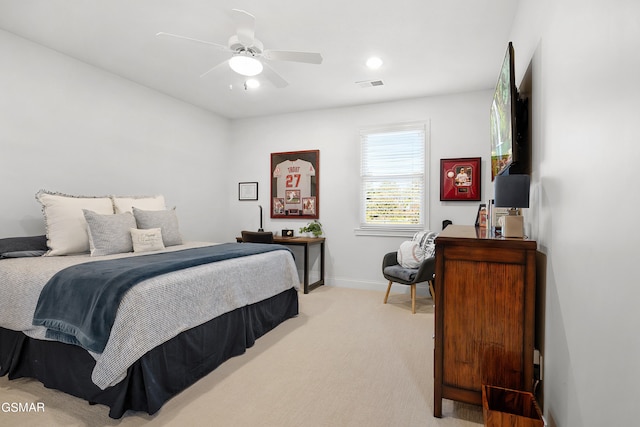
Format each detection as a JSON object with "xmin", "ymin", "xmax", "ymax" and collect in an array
[{"xmin": 482, "ymin": 385, "xmax": 545, "ymax": 427}]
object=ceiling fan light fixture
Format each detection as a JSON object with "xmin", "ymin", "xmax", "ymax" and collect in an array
[
  {"xmin": 229, "ymin": 54, "xmax": 263, "ymax": 76},
  {"xmin": 245, "ymin": 79, "xmax": 260, "ymax": 89}
]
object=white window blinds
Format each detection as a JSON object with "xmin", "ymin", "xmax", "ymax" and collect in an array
[{"xmin": 360, "ymin": 122, "xmax": 427, "ymax": 234}]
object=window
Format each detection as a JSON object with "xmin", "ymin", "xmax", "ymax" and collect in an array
[{"xmin": 357, "ymin": 122, "xmax": 428, "ymax": 237}]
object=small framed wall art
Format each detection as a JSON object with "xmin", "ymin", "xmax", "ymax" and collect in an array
[
  {"xmin": 238, "ymin": 182, "xmax": 258, "ymax": 201},
  {"xmin": 440, "ymin": 157, "xmax": 481, "ymax": 201},
  {"xmin": 270, "ymin": 150, "xmax": 319, "ymax": 219}
]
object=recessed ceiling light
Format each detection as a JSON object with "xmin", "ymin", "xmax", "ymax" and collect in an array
[{"xmin": 366, "ymin": 56, "xmax": 383, "ymax": 70}]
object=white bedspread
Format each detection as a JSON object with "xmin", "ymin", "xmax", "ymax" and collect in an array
[{"xmin": 0, "ymin": 242, "xmax": 299, "ymax": 389}]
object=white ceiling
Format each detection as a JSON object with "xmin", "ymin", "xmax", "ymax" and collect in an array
[{"xmin": 0, "ymin": 0, "xmax": 519, "ymax": 119}]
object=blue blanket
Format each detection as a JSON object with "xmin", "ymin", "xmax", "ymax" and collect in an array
[{"xmin": 32, "ymin": 243, "xmax": 292, "ymax": 353}]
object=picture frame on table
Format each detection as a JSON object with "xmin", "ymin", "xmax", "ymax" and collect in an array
[
  {"xmin": 440, "ymin": 157, "xmax": 482, "ymax": 201},
  {"xmin": 475, "ymin": 203, "xmax": 487, "ymax": 227},
  {"xmin": 238, "ymin": 182, "xmax": 258, "ymax": 201}
]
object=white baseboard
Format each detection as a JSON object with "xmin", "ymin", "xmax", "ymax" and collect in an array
[{"xmin": 324, "ymin": 276, "xmax": 432, "ymax": 296}]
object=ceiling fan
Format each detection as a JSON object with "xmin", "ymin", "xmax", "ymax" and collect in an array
[{"xmin": 156, "ymin": 9, "xmax": 323, "ymax": 88}]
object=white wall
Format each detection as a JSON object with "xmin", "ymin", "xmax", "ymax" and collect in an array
[
  {"xmin": 0, "ymin": 30, "xmax": 231, "ymax": 242},
  {"xmin": 511, "ymin": 1, "xmax": 640, "ymax": 426},
  {"xmin": 227, "ymin": 92, "xmax": 492, "ymax": 291}
]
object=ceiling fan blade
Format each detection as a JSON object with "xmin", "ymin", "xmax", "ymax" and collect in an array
[
  {"xmin": 200, "ymin": 60, "xmax": 230, "ymax": 78},
  {"xmin": 156, "ymin": 32, "xmax": 228, "ymax": 51},
  {"xmin": 231, "ymin": 9, "xmax": 255, "ymax": 46},
  {"xmin": 261, "ymin": 62, "xmax": 289, "ymax": 88},
  {"xmin": 263, "ymin": 50, "xmax": 323, "ymax": 64}
]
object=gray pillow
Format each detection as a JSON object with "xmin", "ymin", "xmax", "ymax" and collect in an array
[
  {"xmin": 132, "ymin": 207, "xmax": 183, "ymax": 247},
  {"xmin": 1, "ymin": 250, "xmax": 47, "ymax": 259},
  {"xmin": 0, "ymin": 235, "xmax": 48, "ymax": 259},
  {"xmin": 83, "ymin": 209, "xmax": 136, "ymax": 256}
]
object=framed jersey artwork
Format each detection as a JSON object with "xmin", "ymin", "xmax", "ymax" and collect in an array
[{"xmin": 271, "ymin": 150, "xmax": 319, "ymax": 219}]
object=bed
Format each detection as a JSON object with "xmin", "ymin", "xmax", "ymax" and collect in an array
[{"xmin": 0, "ymin": 192, "xmax": 300, "ymax": 419}]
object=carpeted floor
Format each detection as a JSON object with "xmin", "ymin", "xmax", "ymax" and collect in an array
[{"xmin": 0, "ymin": 286, "xmax": 483, "ymax": 426}]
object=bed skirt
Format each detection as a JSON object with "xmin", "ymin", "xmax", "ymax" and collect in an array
[{"xmin": 0, "ymin": 287, "xmax": 298, "ymax": 419}]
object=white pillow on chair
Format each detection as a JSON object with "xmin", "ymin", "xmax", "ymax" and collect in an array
[
  {"xmin": 397, "ymin": 241, "xmax": 425, "ymax": 269},
  {"xmin": 412, "ymin": 230, "xmax": 438, "ymax": 258}
]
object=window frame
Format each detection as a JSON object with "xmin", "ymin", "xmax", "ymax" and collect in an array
[{"xmin": 355, "ymin": 121, "xmax": 429, "ymax": 237}]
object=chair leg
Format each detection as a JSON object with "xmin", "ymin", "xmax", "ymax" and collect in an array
[
  {"xmin": 428, "ymin": 280, "xmax": 435, "ymax": 300},
  {"xmin": 384, "ymin": 280, "xmax": 393, "ymax": 304},
  {"xmin": 411, "ymin": 284, "xmax": 416, "ymax": 314}
]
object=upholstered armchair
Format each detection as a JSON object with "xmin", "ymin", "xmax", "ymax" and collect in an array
[{"xmin": 382, "ymin": 250, "xmax": 436, "ymax": 314}]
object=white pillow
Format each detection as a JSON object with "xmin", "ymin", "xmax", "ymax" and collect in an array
[
  {"xmin": 36, "ymin": 190, "xmax": 114, "ymax": 256},
  {"xmin": 397, "ymin": 240, "xmax": 425, "ymax": 269},
  {"xmin": 131, "ymin": 228, "xmax": 165, "ymax": 253},
  {"xmin": 111, "ymin": 195, "xmax": 166, "ymax": 214}
]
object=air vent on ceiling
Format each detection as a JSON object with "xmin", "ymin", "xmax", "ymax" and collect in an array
[{"xmin": 356, "ymin": 79, "xmax": 385, "ymax": 88}]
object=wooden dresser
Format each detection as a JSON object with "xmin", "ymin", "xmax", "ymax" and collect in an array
[{"xmin": 433, "ymin": 225, "xmax": 536, "ymax": 417}]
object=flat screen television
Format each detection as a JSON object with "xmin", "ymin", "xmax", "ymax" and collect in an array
[{"xmin": 490, "ymin": 42, "xmax": 527, "ymax": 180}]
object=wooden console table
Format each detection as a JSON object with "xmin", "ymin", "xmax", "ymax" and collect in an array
[
  {"xmin": 236, "ymin": 236, "xmax": 325, "ymax": 294},
  {"xmin": 433, "ymin": 225, "xmax": 536, "ymax": 417}
]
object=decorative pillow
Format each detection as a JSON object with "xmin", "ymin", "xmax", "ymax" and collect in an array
[
  {"xmin": 397, "ymin": 240, "xmax": 424, "ymax": 269},
  {"xmin": 111, "ymin": 195, "xmax": 166, "ymax": 214},
  {"xmin": 36, "ymin": 190, "xmax": 114, "ymax": 256},
  {"xmin": 130, "ymin": 228, "xmax": 165, "ymax": 253},
  {"xmin": 83, "ymin": 210, "xmax": 136, "ymax": 256},
  {"xmin": 132, "ymin": 207, "xmax": 183, "ymax": 246},
  {"xmin": 1, "ymin": 250, "xmax": 47, "ymax": 259},
  {"xmin": 412, "ymin": 230, "xmax": 438, "ymax": 259},
  {"xmin": 0, "ymin": 235, "xmax": 47, "ymax": 257}
]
